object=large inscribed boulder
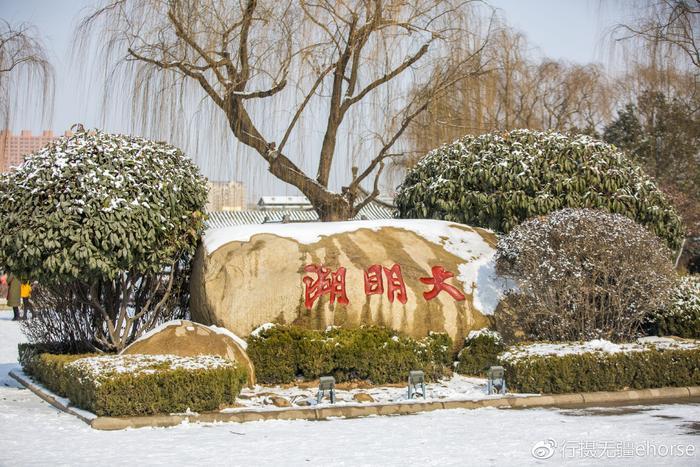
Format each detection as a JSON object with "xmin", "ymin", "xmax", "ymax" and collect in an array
[
  {"xmin": 190, "ymin": 220, "xmax": 505, "ymax": 343},
  {"xmin": 120, "ymin": 320, "xmax": 255, "ymax": 386}
]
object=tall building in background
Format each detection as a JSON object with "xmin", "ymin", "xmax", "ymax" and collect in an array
[
  {"xmin": 0, "ymin": 129, "xmax": 69, "ymax": 172},
  {"xmin": 206, "ymin": 181, "xmax": 245, "ymax": 212}
]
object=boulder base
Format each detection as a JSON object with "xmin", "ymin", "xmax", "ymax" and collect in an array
[
  {"xmin": 121, "ymin": 320, "xmax": 255, "ymax": 386},
  {"xmin": 191, "ymin": 220, "xmax": 501, "ymax": 343}
]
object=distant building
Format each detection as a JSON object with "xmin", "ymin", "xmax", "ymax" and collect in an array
[
  {"xmin": 206, "ymin": 181, "xmax": 246, "ymax": 212},
  {"xmin": 0, "ymin": 129, "xmax": 70, "ymax": 172},
  {"xmin": 257, "ymin": 196, "xmax": 313, "ymax": 210},
  {"xmin": 207, "ymin": 194, "xmax": 396, "ymax": 229}
]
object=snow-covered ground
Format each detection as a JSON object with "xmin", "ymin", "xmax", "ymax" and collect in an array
[
  {"xmin": 0, "ymin": 310, "xmax": 698, "ymax": 466},
  {"xmin": 236, "ymin": 374, "xmax": 511, "ymax": 409}
]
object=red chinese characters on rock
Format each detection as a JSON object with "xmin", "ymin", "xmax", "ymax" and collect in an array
[
  {"xmin": 420, "ymin": 266, "xmax": 466, "ymax": 301},
  {"xmin": 302, "ymin": 263, "xmax": 464, "ymax": 309},
  {"xmin": 363, "ymin": 264, "xmax": 408, "ymax": 304},
  {"xmin": 302, "ymin": 265, "xmax": 349, "ymax": 309}
]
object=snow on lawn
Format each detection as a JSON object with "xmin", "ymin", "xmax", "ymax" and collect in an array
[
  {"xmin": 234, "ymin": 374, "xmax": 510, "ymax": 410},
  {"xmin": 1, "ymin": 311, "xmax": 699, "ymax": 466},
  {"xmin": 203, "ymin": 219, "xmax": 510, "ymax": 315}
]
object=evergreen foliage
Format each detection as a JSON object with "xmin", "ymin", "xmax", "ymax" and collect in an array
[
  {"xmin": 247, "ymin": 325, "xmax": 452, "ymax": 385},
  {"xmin": 19, "ymin": 349, "xmax": 247, "ymax": 417},
  {"xmin": 0, "ymin": 128, "xmax": 207, "ymax": 281},
  {"xmin": 396, "ymin": 129, "xmax": 683, "ymax": 249},
  {"xmin": 455, "ymin": 329, "xmax": 505, "ymax": 376},
  {"xmin": 0, "ymin": 128, "xmax": 208, "ymax": 351},
  {"xmin": 500, "ymin": 347, "xmax": 700, "ymax": 394}
]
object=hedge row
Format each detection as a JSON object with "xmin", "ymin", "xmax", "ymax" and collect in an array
[
  {"xmin": 18, "ymin": 344, "xmax": 247, "ymax": 416},
  {"xmin": 500, "ymin": 347, "xmax": 700, "ymax": 394},
  {"xmin": 247, "ymin": 325, "xmax": 452, "ymax": 384}
]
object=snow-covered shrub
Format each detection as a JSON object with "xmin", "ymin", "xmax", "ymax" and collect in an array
[
  {"xmin": 0, "ymin": 128, "xmax": 207, "ymax": 351},
  {"xmin": 455, "ymin": 329, "xmax": 505, "ymax": 376},
  {"xmin": 247, "ymin": 325, "xmax": 452, "ymax": 384},
  {"xmin": 20, "ymin": 351, "xmax": 247, "ymax": 416},
  {"xmin": 494, "ymin": 208, "xmax": 676, "ymax": 342},
  {"xmin": 396, "ymin": 129, "xmax": 683, "ymax": 249},
  {"xmin": 646, "ymin": 276, "xmax": 700, "ymax": 338},
  {"xmin": 500, "ymin": 340, "xmax": 700, "ymax": 393}
]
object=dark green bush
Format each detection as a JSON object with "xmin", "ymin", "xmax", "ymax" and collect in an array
[
  {"xmin": 19, "ymin": 349, "xmax": 98, "ymax": 396},
  {"xmin": 19, "ymin": 350, "xmax": 247, "ymax": 416},
  {"xmin": 247, "ymin": 325, "xmax": 452, "ymax": 385},
  {"xmin": 1, "ymin": 128, "xmax": 208, "ymax": 352},
  {"xmin": 396, "ymin": 129, "xmax": 682, "ymax": 249},
  {"xmin": 455, "ymin": 330, "xmax": 505, "ymax": 376},
  {"xmin": 500, "ymin": 347, "xmax": 700, "ymax": 394}
]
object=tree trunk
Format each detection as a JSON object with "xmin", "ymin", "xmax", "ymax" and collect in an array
[{"xmin": 313, "ymin": 194, "xmax": 354, "ymax": 222}]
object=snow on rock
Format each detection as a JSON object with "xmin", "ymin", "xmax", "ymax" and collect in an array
[
  {"xmin": 127, "ymin": 320, "xmax": 248, "ymax": 351},
  {"xmin": 251, "ymin": 323, "xmax": 276, "ymax": 338},
  {"xmin": 202, "ymin": 219, "xmax": 505, "ymax": 315},
  {"xmin": 209, "ymin": 325, "xmax": 248, "ymax": 350},
  {"xmin": 127, "ymin": 320, "xmax": 184, "ymax": 346}
]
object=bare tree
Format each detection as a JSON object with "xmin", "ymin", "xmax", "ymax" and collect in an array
[
  {"xmin": 401, "ymin": 22, "xmax": 614, "ymax": 164},
  {"xmin": 76, "ymin": 0, "xmax": 490, "ymax": 220},
  {"xmin": 0, "ymin": 20, "xmax": 54, "ymax": 129},
  {"xmin": 613, "ymin": 0, "xmax": 699, "ymax": 69}
]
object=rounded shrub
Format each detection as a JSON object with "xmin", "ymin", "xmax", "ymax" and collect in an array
[
  {"xmin": 646, "ymin": 276, "xmax": 700, "ymax": 338},
  {"xmin": 396, "ymin": 129, "xmax": 683, "ymax": 249},
  {"xmin": 455, "ymin": 329, "xmax": 505, "ymax": 376},
  {"xmin": 0, "ymin": 127, "xmax": 208, "ymax": 350},
  {"xmin": 494, "ymin": 208, "xmax": 677, "ymax": 342}
]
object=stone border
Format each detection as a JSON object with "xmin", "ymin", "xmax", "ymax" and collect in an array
[
  {"xmin": 10, "ymin": 369, "xmax": 95, "ymax": 425},
  {"xmin": 10, "ymin": 370, "xmax": 699, "ymax": 431}
]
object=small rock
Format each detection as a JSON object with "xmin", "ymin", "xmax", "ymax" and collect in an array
[
  {"xmin": 353, "ymin": 393, "xmax": 375, "ymax": 403},
  {"xmin": 295, "ymin": 400, "xmax": 311, "ymax": 407},
  {"xmin": 268, "ymin": 396, "xmax": 292, "ymax": 408}
]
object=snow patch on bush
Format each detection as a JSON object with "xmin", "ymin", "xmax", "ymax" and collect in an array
[
  {"xmin": 466, "ymin": 328, "xmax": 502, "ymax": 344},
  {"xmin": 68, "ymin": 354, "xmax": 234, "ymax": 385},
  {"xmin": 500, "ymin": 337, "xmax": 698, "ymax": 362}
]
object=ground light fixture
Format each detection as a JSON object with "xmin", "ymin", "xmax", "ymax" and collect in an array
[
  {"xmin": 487, "ymin": 366, "xmax": 506, "ymax": 395},
  {"xmin": 317, "ymin": 376, "xmax": 336, "ymax": 404},
  {"xmin": 407, "ymin": 370, "xmax": 426, "ymax": 399}
]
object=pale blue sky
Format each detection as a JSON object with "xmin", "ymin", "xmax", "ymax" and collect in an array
[
  {"xmin": 1, "ymin": 0, "xmax": 633, "ymax": 134},
  {"xmin": 0, "ymin": 0, "xmax": 636, "ymax": 198}
]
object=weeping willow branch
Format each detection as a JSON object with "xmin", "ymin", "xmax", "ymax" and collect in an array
[{"xmin": 76, "ymin": 0, "xmax": 492, "ymax": 220}]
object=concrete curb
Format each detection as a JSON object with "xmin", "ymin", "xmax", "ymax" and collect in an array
[{"xmin": 10, "ymin": 370, "xmax": 699, "ymax": 431}]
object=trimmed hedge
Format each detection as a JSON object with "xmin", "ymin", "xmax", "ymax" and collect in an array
[
  {"xmin": 19, "ymin": 346, "xmax": 247, "ymax": 416},
  {"xmin": 500, "ymin": 348, "xmax": 700, "ymax": 394},
  {"xmin": 455, "ymin": 330, "xmax": 505, "ymax": 376},
  {"xmin": 247, "ymin": 325, "xmax": 452, "ymax": 385}
]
